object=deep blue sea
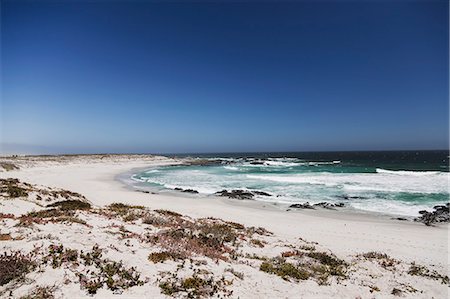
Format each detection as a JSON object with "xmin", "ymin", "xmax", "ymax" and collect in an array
[{"xmin": 131, "ymin": 151, "xmax": 449, "ymax": 217}]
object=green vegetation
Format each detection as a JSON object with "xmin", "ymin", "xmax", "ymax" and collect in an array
[
  {"xmin": 148, "ymin": 251, "xmax": 184, "ymax": 263},
  {"xmin": 47, "ymin": 200, "xmax": 91, "ymax": 211},
  {"xmin": 260, "ymin": 259, "xmax": 310, "ymax": 281},
  {"xmin": 0, "ymin": 179, "xmax": 28, "ymax": 198},
  {"xmin": 159, "ymin": 274, "xmax": 231, "ymax": 298},
  {"xmin": 41, "ymin": 244, "xmax": 144, "ymax": 295}
]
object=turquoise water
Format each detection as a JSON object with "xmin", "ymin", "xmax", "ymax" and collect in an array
[{"xmin": 131, "ymin": 151, "xmax": 449, "ymax": 217}]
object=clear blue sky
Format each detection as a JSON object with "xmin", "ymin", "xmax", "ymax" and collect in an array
[{"xmin": 1, "ymin": 0, "xmax": 448, "ymax": 154}]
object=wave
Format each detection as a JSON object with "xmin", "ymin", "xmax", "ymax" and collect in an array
[
  {"xmin": 303, "ymin": 161, "xmax": 341, "ymax": 166},
  {"xmin": 223, "ymin": 165, "xmax": 239, "ymax": 171},
  {"xmin": 376, "ymin": 168, "xmax": 443, "ymax": 176},
  {"xmin": 145, "ymin": 169, "xmax": 160, "ymax": 174},
  {"xmin": 246, "ymin": 172, "xmax": 449, "ymax": 194}
]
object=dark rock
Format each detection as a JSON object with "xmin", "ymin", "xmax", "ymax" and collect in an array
[
  {"xmin": 185, "ymin": 159, "xmax": 231, "ymax": 166},
  {"xmin": 250, "ymin": 161, "xmax": 265, "ymax": 165},
  {"xmin": 215, "ymin": 189, "xmax": 254, "ymax": 200},
  {"xmin": 253, "ymin": 191, "xmax": 272, "ymax": 197},
  {"xmin": 414, "ymin": 203, "xmax": 449, "ymax": 226},
  {"xmin": 173, "ymin": 187, "xmax": 199, "ymax": 194},
  {"xmin": 337, "ymin": 195, "xmax": 367, "ymax": 200},
  {"xmin": 182, "ymin": 189, "xmax": 199, "ymax": 194},
  {"xmin": 312, "ymin": 202, "xmax": 345, "ymax": 209},
  {"xmin": 289, "ymin": 202, "xmax": 315, "ymax": 209},
  {"xmin": 392, "ymin": 217, "xmax": 408, "ymax": 221}
]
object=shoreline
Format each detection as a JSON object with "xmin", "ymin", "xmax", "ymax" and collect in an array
[
  {"xmin": 121, "ymin": 162, "xmax": 439, "ymax": 222},
  {"xmin": 1, "ymin": 155, "xmax": 447, "ymax": 264},
  {"xmin": 0, "ymin": 154, "xmax": 449, "ymax": 298}
]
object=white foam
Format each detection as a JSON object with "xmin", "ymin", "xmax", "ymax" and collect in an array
[
  {"xmin": 376, "ymin": 168, "xmax": 442, "ymax": 176},
  {"xmin": 145, "ymin": 169, "xmax": 160, "ymax": 174},
  {"xmin": 246, "ymin": 172, "xmax": 449, "ymax": 194},
  {"xmin": 223, "ymin": 166, "xmax": 239, "ymax": 171}
]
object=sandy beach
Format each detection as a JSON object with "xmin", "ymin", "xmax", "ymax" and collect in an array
[{"xmin": 0, "ymin": 155, "xmax": 448, "ymax": 298}]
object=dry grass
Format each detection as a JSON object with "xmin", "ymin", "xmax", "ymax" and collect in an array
[
  {"xmin": 0, "ymin": 163, "xmax": 19, "ymax": 171},
  {"xmin": 0, "ymin": 234, "xmax": 12, "ymax": 241}
]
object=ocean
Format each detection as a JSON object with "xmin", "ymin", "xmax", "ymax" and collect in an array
[{"xmin": 130, "ymin": 150, "xmax": 449, "ymax": 217}]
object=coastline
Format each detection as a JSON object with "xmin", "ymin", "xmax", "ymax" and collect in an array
[
  {"xmin": 1, "ymin": 154, "xmax": 448, "ymax": 298},
  {"xmin": 1, "ymin": 155, "xmax": 447, "ymax": 265}
]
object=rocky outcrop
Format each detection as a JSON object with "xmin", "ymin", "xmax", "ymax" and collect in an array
[
  {"xmin": 174, "ymin": 188, "xmax": 199, "ymax": 194},
  {"xmin": 289, "ymin": 202, "xmax": 345, "ymax": 210},
  {"xmin": 215, "ymin": 190, "xmax": 254, "ymax": 200},
  {"xmin": 414, "ymin": 203, "xmax": 449, "ymax": 226},
  {"xmin": 184, "ymin": 159, "xmax": 230, "ymax": 166},
  {"xmin": 289, "ymin": 202, "xmax": 315, "ymax": 209},
  {"xmin": 337, "ymin": 195, "xmax": 367, "ymax": 200},
  {"xmin": 253, "ymin": 191, "xmax": 272, "ymax": 197}
]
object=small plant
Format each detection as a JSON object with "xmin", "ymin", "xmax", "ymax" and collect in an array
[
  {"xmin": 391, "ymin": 288, "xmax": 403, "ymax": 296},
  {"xmin": 307, "ymin": 251, "xmax": 346, "ymax": 268},
  {"xmin": 44, "ymin": 244, "xmax": 78, "ymax": 268},
  {"xmin": 142, "ymin": 214, "xmax": 168, "ymax": 226},
  {"xmin": 148, "ymin": 251, "xmax": 184, "ymax": 263},
  {"xmin": 360, "ymin": 251, "xmax": 399, "ymax": 269},
  {"xmin": 159, "ymin": 274, "xmax": 231, "ymax": 297},
  {"xmin": 19, "ymin": 285, "xmax": 56, "ymax": 299},
  {"xmin": 0, "ymin": 251, "xmax": 35, "ymax": 286},
  {"xmin": 0, "ymin": 179, "xmax": 28, "ymax": 198},
  {"xmin": 250, "ymin": 239, "xmax": 265, "ymax": 248},
  {"xmin": 0, "ymin": 162, "xmax": 19, "ymax": 171},
  {"xmin": 260, "ymin": 260, "xmax": 310, "ymax": 281},
  {"xmin": 408, "ymin": 262, "xmax": 449, "ymax": 285},
  {"xmin": 225, "ymin": 267, "xmax": 244, "ymax": 280},
  {"xmin": 47, "ymin": 200, "xmax": 91, "ymax": 211},
  {"xmin": 0, "ymin": 233, "xmax": 12, "ymax": 241},
  {"xmin": 109, "ymin": 203, "xmax": 144, "ymax": 213},
  {"xmin": 155, "ymin": 209, "xmax": 182, "ymax": 217}
]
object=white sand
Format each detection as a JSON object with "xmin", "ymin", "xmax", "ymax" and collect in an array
[{"xmin": 0, "ymin": 155, "xmax": 448, "ymax": 298}]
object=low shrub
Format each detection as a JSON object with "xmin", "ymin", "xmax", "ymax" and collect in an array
[
  {"xmin": 0, "ymin": 251, "xmax": 35, "ymax": 286},
  {"xmin": 47, "ymin": 200, "xmax": 91, "ymax": 211},
  {"xmin": 260, "ymin": 260, "xmax": 309, "ymax": 281},
  {"xmin": 149, "ymin": 251, "xmax": 185, "ymax": 263}
]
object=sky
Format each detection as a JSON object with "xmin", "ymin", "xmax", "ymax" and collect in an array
[{"xmin": 1, "ymin": 0, "xmax": 449, "ymax": 154}]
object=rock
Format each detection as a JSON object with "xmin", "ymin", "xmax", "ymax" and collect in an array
[
  {"xmin": 289, "ymin": 202, "xmax": 315, "ymax": 209},
  {"xmin": 215, "ymin": 189, "xmax": 254, "ymax": 200},
  {"xmin": 182, "ymin": 189, "xmax": 199, "ymax": 194},
  {"xmin": 185, "ymin": 159, "xmax": 230, "ymax": 166},
  {"xmin": 137, "ymin": 190, "xmax": 150, "ymax": 194},
  {"xmin": 414, "ymin": 203, "xmax": 449, "ymax": 226},
  {"xmin": 174, "ymin": 187, "xmax": 199, "ymax": 194},
  {"xmin": 253, "ymin": 191, "xmax": 272, "ymax": 196},
  {"xmin": 312, "ymin": 202, "xmax": 345, "ymax": 209},
  {"xmin": 392, "ymin": 217, "xmax": 408, "ymax": 221},
  {"xmin": 250, "ymin": 161, "xmax": 265, "ymax": 165},
  {"xmin": 337, "ymin": 195, "xmax": 367, "ymax": 200}
]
